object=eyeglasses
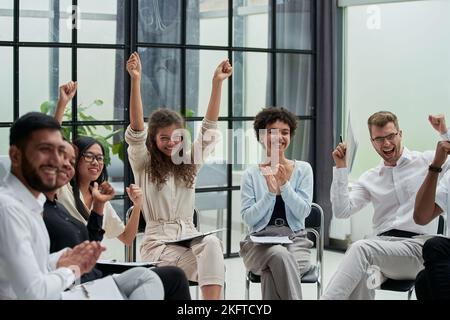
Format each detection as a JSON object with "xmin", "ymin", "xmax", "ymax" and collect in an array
[
  {"xmin": 371, "ymin": 132, "xmax": 399, "ymax": 145},
  {"xmin": 82, "ymin": 152, "xmax": 104, "ymax": 163}
]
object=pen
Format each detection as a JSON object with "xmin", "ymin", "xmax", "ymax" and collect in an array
[
  {"xmin": 340, "ymin": 135, "xmax": 343, "ymax": 144},
  {"xmin": 81, "ymin": 284, "xmax": 90, "ymax": 299}
]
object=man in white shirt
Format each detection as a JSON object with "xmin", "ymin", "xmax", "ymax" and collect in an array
[
  {"xmin": 322, "ymin": 111, "xmax": 450, "ymax": 300},
  {"xmin": 413, "ymin": 137, "xmax": 450, "ymax": 299},
  {"xmin": 0, "ymin": 112, "xmax": 164, "ymax": 300}
]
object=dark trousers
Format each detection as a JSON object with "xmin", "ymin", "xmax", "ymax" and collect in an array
[{"xmin": 415, "ymin": 236, "xmax": 450, "ymax": 300}]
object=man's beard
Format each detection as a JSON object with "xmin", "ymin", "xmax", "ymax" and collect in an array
[{"xmin": 21, "ymin": 154, "xmax": 56, "ymax": 193}]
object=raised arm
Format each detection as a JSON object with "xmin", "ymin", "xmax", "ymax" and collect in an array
[
  {"xmin": 414, "ymin": 141, "xmax": 450, "ymax": 225},
  {"xmin": 117, "ymin": 184, "xmax": 143, "ymax": 246},
  {"xmin": 204, "ymin": 59, "xmax": 232, "ymax": 121},
  {"xmin": 127, "ymin": 52, "xmax": 145, "ymax": 131},
  {"xmin": 55, "ymin": 81, "xmax": 77, "ymax": 124}
]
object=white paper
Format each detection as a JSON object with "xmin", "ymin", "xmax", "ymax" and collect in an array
[
  {"xmin": 249, "ymin": 235, "xmax": 293, "ymax": 244},
  {"xmin": 345, "ymin": 112, "xmax": 359, "ymax": 173},
  {"xmin": 96, "ymin": 259, "xmax": 162, "ymax": 267},
  {"xmin": 62, "ymin": 276, "xmax": 124, "ymax": 300},
  {"xmin": 163, "ymin": 228, "xmax": 226, "ymax": 244}
]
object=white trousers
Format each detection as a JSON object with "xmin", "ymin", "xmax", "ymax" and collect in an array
[{"xmin": 321, "ymin": 236, "xmax": 425, "ymax": 300}]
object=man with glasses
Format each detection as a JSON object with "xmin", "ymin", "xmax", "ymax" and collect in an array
[{"xmin": 322, "ymin": 111, "xmax": 450, "ymax": 300}]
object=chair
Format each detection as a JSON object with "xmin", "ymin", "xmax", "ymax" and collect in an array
[
  {"xmin": 125, "ymin": 206, "xmax": 205, "ymax": 299},
  {"xmin": 245, "ymin": 202, "xmax": 324, "ymax": 300},
  {"xmin": 378, "ymin": 214, "xmax": 446, "ymax": 300}
]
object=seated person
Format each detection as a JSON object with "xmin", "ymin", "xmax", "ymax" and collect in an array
[
  {"xmin": 240, "ymin": 107, "xmax": 313, "ymax": 300},
  {"xmin": 413, "ymin": 116, "xmax": 450, "ymax": 300},
  {"xmin": 322, "ymin": 112, "xmax": 450, "ymax": 300},
  {"xmin": 0, "ymin": 112, "xmax": 163, "ymax": 299}
]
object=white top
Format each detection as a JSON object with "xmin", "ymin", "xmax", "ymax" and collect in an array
[
  {"xmin": 0, "ymin": 173, "xmax": 75, "ymax": 300},
  {"xmin": 435, "ymin": 170, "xmax": 450, "ymax": 236},
  {"xmin": 330, "ymin": 147, "xmax": 450, "ymax": 236},
  {"xmin": 57, "ymin": 184, "xmax": 125, "ymax": 239}
]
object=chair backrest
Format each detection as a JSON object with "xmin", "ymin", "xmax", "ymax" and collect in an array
[
  {"xmin": 437, "ymin": 214, "xmax": 445, "ymax": 235},
  {"xmin": 305, "ymin": 203, "xmax": 324, "ymax": 247}
]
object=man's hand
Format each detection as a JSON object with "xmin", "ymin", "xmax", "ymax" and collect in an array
[
  {"xmin": 126, "ymin": 52, "xmax": 142, "ymax": 80},
  {"xmin": 213, "ymin": 59, "xmax": 233, "ymax": 83},
  {"xmin": 332, "ymin": 143, "xmax": 347, "ymax": 168},
  {"xmin": 57, "ymin": 241, "xmax": 106, "ymax": 277},
  {"xmin": 428, "ymin": 114, "xmax": 448, "ymax": 135},
  {"xmin": 431, "ymin": 141, "xmax": 450, "ymax": 168},
  {"xmin": 58, "ymin": 81, "xmax": 77, "ymax": 107},
  {"xmin": 126, "ymin": 184, "xmax": 143, "ymax": 208}
]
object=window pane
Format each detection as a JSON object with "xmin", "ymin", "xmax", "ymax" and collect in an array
[
  {"xmin": 77, "ymin": 0, "xmax": 124, "ymax": 44},
  {"xmin": 0, "ymin": 128, "xmax": 10, "ymax": 188},
  {"xmin": 233, "ymin": 51, "xmax": 271, "ymax": 117},
  {"xmin": 197, "ymin": 163, "xmax": 227, "ymax": 189},
  {"xmin": 138, "ymin": 47, "xmax": 181, "ymax": 115},
  {"xmin": 276, "ymin": 0, "xmax": 312, "ymax": 50},
  {"xmin": 0, "ymin": 47, "xmax": 13, "ymax": 122},
  {"xmin": 187, "ymin": 120, "xmax": 228, "ymax": 164},
  {"xmin": 138, "ymin": 0, "xmax": 181, "ymax": 44},
  {"xmin": 20, "ymin": 0, "xmax": 72, "ymax": 43},
  {"xmin": 231, "ymin": 190, "xmax": 246, "ymax": 253},
  {"xmin": 19, "ymin": 47, "xmax": 71, "ymax": 116},
  {"xmin": 234, "ymin": 0, "xmax": 269, "ymax": 48},
  {"xmin": 276, "ymin": 53, "xmax": 313, "ymax": 116},
  {"xmin": 195, "ymin": 191, "xmax": 228, "ymax": 244},
  {"xmin": 77, "ymin": 49, "xmax": 124, "ymax": 121},
  {"xmin": 0, "ymin": 0, "xmax": 13, "ymax": 41},
  {"xmin": 186, "ymin": 49, "xmax": 229, "ymax": 117},
  {"xmin": 187, "ymin": 0, "xmax": 227, "ymax": 46}
]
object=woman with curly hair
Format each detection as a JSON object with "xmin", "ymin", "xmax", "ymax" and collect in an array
[{"xmin": 125, "ymin": 52, "xmax": 232, "ymax": 300}]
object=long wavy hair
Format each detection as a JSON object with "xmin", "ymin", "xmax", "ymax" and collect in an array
[
  {"xmin": 71, "ymin": 137, "xmax": 108, "ymax": 220},
  {"xmin": 145, "ymin": 109, "xmax": 197, "ymax": 190}
]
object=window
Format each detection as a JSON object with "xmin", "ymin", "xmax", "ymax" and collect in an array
[{"xmin": 0, "ymin": 0, "xmax": 316, "ymax": 258}]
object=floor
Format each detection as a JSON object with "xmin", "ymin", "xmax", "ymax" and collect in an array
[{"xmin": 192, "ymin": 249, "xmax": 416, "ymax": 300}]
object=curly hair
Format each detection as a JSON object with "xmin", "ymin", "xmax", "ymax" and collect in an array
[
  {"xmin": 145, "ymin": 108, "xmax": 197, "ymax": 190},
  {"xmin": 253, "ymin": 106, "xmax": 298, "ymax": 141}
]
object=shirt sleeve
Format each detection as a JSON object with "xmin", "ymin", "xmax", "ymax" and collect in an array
[
  {"xmin": 280, "ymin": 162, "xmax": 313, "ymax": 225},
  {"xmin": 240, "ymin": 169, "xmax": 276, "ymax": 228},
  {"xmin": 192, "ymin": 118, "xmax": 220, "ymax": 165},
  {"xmin": 330, "ymin": 167, "xmax": 371, "ymax": 219},
  {"xmin": 435, "ymin": 171, "xmax": 449, "ymax": 213},
  {"xmin": 0, "ymin": 206, "xmax": 74, "ymax": 299},
  {"xmin": 125, "ymin": 124, "xmax": 148, "ymax": 174},
  {"xmin": 102, "ymin": 201, "xmax": 125, "ymax": 239}
]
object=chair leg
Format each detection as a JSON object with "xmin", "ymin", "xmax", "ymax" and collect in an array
[
  {"xmin": 245, "ymin": 277, "xmax": 250, "ymax": 300},
  {"xmin": 407, "ymin": 287, "xmax": 413, "ymax": 300},
  {"xmin": 317, "ymin": 281, "xmax": 321, "ymax": 300}
]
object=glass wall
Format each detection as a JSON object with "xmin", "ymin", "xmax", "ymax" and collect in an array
[{"xmin": 0, "ymin": 0, "xmax": 316, "ymax": 258}]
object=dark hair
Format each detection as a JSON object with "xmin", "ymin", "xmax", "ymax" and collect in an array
[
  {"xmin": 145, "ymin": 108, "xmax": 197, "ymax": 190},
  {"xmin": 10, "ymin": 112, "xmax": 61, "ymax": 148},
  {"xmin": 367, "ymin": 111, "xmax": 399, "ymax": 136},
  {"xmin": 253, "ymin": 107, "xmax": 297, "ymax": 141},
  {"xmin": 71, "ymin": 136, "xmax": 108, "ymax": 220}
]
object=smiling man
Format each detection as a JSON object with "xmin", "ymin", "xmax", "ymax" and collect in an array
[{"xmin": 322, "ymin": 111, "xmax": 450, "ymax": 300}]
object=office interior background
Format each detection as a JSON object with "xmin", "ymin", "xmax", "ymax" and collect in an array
[{"xmin": 0, "ymin": 0, "xmax": 449, "ymax": 263}]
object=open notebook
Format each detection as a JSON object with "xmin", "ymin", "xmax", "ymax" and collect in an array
[{"xmin": 62, "ymin": 276, "xmax": 124, "ymax": 300}]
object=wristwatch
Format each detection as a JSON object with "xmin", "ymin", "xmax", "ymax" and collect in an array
[{"xmin": 429, "ymin": 165, "xmax": 442, "ymax": 173}]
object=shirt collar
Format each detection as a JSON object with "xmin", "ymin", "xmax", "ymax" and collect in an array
[
  {"xmin": 377, "ymin": 147, "xmax": 412, "ymax": 174},
  {"xmin": 5, "ymin": 172, "xmax": 46, "ymax": 216}
]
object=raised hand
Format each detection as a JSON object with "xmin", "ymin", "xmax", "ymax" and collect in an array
[
  {"xmin": 213, "ymin": 59, "xmax": 233, "ymax": 82},
  {"xmin": 59, "ymin": 81, "xmax": 77, "ymax": 106},
  {"xmin": 432, "ymin": 141, "xmax": 450, "ymax": 168},
  {"xmin": 428, "ymin": 114, "xmax": 448, "ymax": 135},
  {"xmin": 332, "ymin": 142, "xmax": 347, "ymax": 168},
  {"xmin": 126, "ymin": 184, "xmax": 143, "ymax": 208},
  {"xmin": 126, "ymin": 51, "xmax": 142, "ymax": 80},
  {"xmin": 91, "ymin": 182, "xmax": 115, "ymax": 214}
]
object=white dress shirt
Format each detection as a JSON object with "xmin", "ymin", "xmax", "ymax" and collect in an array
[
  {"xmin": 330, "ymin": 147, "xmax": 450, "ymax": 236},
  {"xmin": 0, "ymin": 173, "xmax": 75, "ymax": 299},
  {"xmin": 435, "ymin": 170, "xmax": 450, "ymax": 236}
]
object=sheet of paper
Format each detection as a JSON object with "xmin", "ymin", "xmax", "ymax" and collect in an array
[
  {"xmin": 97, "ymin": 259, "xmax": 162, "ymax": 266},
  {"xmin": 62, "ymin": 276, "xmax": 124, "ymax": 300},
  {"xmin": 345, "ymin": 112, "xmax": 359, "ymax": 173},
  {"xmin": 249, "ymin": 235, "xmax": 293, "ymax": 244},
  {"xmin": 163, "ymin": 228, "xmax": 226, "ymax": 244}
]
